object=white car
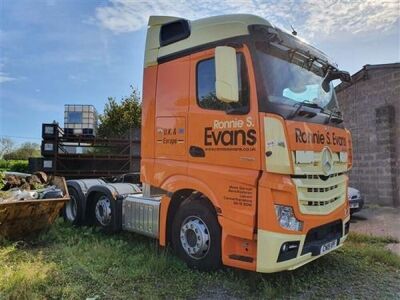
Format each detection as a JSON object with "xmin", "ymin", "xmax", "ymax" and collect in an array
[{"xmin": 348, "ymin": 187, "xmax": 364, "ymax": 214}]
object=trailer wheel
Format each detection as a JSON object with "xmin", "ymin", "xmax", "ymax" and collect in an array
[
  {"xmin": 171, "ymin": 200, "xmax": 221, "ymax": 271},
  {"xmin": 63, "ymin": 187, "xmax": 82, "ymax": 225}
]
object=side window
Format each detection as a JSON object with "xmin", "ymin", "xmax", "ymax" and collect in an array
[{"xmin": 197, "ymin": 53, "xmax": 249, "ymax": 111}]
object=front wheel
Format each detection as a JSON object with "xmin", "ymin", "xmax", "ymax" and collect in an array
[{"xmin": 171, "ymin": 200, "xmax": 221, "ymax": 271}]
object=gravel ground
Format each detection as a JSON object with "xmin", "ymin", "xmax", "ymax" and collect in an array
[{"xmin": 350, "ymin": 206, "xmax": 400, "ymax": 255}]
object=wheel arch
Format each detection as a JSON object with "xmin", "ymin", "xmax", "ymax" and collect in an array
[
  {"xmin": 66, "ymin": 179, "xmax": 107, "ymax": 220},
  {"xmin": 66, "ymin": 181, "xmax": 86, "ymax": 206},
  {"xmin": 160, "ymin": 175, "xmax": 221, "ymax": 209},
  {"xmin": 160, "ymin": 175, "xmax": 221, "ymax": 246}
]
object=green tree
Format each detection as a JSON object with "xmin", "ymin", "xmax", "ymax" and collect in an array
[
  {"xmin": 0, "ymin": 137, "xmax": 15, "ymax": 159},
  {"xmin": 3, "ymin": 142, "xmax": 40, "ymax": 160},
  {"xmin": 98, "ymin": 86, "xmax": 141, "ymax": 138}
]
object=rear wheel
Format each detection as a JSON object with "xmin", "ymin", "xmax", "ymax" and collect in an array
[
  {"xmin": 93, "ymin": 194, "xmax": 113, "ymax": 228},
  {"xmin": 63, "ymin": 188, "xmax": 82, "ymax": 225},
  {"xmin": 171, "ymin": 199, "xmax": 221, "ymax": 271}
]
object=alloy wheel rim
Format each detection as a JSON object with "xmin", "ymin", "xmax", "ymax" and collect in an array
[
  {"xmin": 95, "ymin": 195, "xmax": 112, "ymax": 226},
  {"xmin": 180, "ymin": 216, "xmax": 210, "ymax": 259}
]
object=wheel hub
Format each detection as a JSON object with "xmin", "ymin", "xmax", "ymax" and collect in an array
[
  {"xmin": 95, "ymin": 195, "xmax": 112, "ymax": 226},
  {"xmin": 180, "ymin": 216, "xmax": 210, "ymax": 259}
]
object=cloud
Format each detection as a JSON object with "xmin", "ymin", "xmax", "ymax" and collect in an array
[
  {"xmin": 0, "ymin": 61, "xmax": 18, "ymax": 84},
  {"xmin": 303, "ymin": 0, "xmax": 400, "ymax": 38},
  {"xmin": 0, "ymin": 72, "xmax": 17, "ymax": 83},
  {"xmin": 95, "ymin": 0, "xmax": 400, "ymax": 41},
  {"xmin": 95, "ymin": 0, "xmax": 290, "ymax": 33},
  {"xmin": 68, "ymin": 74, "xmax": 88, "ymax": 83}
]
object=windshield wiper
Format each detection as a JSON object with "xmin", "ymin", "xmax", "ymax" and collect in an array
[
  {"xmin": 288, "ymin": 101, "xmax": 323, "ymax": 119},
  {"xmin": 325, "ymin": 110, "xmax": 343, "ymax": 124}
]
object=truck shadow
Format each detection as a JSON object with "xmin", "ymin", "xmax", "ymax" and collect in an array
[{"xmin": 350, "ymin": 214, "xmax": 367, "ymax": 222}]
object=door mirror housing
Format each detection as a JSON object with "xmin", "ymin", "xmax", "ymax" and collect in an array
[
  {"xmin": 215, "ymin": 46, "xmax": 239, "ymax": 103},
  {"xmin": 322, "ymin": 70, "xmax": 352, "ymax": 92}
]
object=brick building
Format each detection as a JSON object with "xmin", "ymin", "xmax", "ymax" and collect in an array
[{"xmin": 336, "ymin": 63, "xmax": 400, "ymax": 207}]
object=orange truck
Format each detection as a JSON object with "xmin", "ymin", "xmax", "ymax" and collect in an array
[{"xmin": 64, "ymin": 14, "xmax": 353, "ymax": 273}]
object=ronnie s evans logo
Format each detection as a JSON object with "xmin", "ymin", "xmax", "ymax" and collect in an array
[
  {"xmin": 295, "ymin": 128, "xmax": 346, "ymax": 146},
  {"xmin": 204, "ymin": 117, "xmax": 256, "ymax": 151}
]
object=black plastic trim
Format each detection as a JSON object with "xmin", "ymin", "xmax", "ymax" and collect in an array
[
  {"xmin": 344, "ymin": 221, "xmax": 350, "ymax": 235},
  {"xmin": 189, "ymin": 146, "xmax": 205, "ymax": 157},
  {"xmin": 301, "ymin": 220, "xmax": 343, "ymax": 256},
  {"xmin": 157, "ymin": 35, "xmax": 250, "ymax": 65},
  {"xmin": 228, "ymin": 254, "xmax": 254, "ymax": 263},
  {"xmin": 277, "ymin": 241, "xmax": 300, "ymax": 262},
  {"xmin": 160, "ymin": 19, "xmax": 191, "ymax": 47}
]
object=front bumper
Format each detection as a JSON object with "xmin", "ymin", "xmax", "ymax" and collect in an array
[
  {"xmin": 349, "ymin": 197, "xmax": 364, "ymax": 213},
  {"xmin": 256, "ymin": 216, "xmax": 350, "ymax": 273}
]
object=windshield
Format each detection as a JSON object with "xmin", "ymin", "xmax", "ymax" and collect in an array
[{"xmin": 255, "ymin": 41, "xmax": 341, "ymax": 117}]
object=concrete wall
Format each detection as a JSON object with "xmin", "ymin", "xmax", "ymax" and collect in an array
[{"xmin": 336, "ymin": 65, "xmax": 400, "ymax": 207}]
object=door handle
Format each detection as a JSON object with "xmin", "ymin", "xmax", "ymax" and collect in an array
[{"xmin": 189, "ymin": 146, "xmax": 205, "ymax": 157}]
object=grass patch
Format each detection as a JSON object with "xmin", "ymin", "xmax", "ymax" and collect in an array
[
  {"xmin": 1, "ymin": 221, "xmax": 399, "ymax": 299},
  {"xmin": 348, "ymin": 232, "xmax": 399, "ymax": 244},
  {"xmin": 345, "ymin": 232, "xmax": 400, "ymax": 269}
]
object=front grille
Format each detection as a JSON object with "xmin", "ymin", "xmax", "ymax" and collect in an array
[
  {"xmin": 301, "ymin": 220, "xmax": 343, "ymax": 256},
  {"xmin": 307, "ymin": 185, "xmax": 338, "ymax": 193},
  {"xmin": 292, "ymin": 172, "xmax": 347, "ymax": 215},
  {"xmin": 291, "ymin": 150, "xmax": 348, "ymax": 215},
  {"xmin": 306, "ymin": 195, "xmax": 341, "ymax": 207},
  {"xmin": 292, "ymin": 173, "xmax": 344, "ymax": 180}
]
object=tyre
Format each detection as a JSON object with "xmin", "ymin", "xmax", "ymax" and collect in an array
[
  {"xmin": 171, "ymin": 199, "xmax": 221, "ymax": 271},
  {"xmin": 63, "ymin": 187, "xmax": 83, "ymax": 225}
]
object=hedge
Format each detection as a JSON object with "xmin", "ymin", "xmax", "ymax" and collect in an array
[{"xmin": 0, "ymin": 160, "xmax": 29, "ymax": 173}]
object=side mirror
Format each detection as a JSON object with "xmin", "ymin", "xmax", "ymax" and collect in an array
[
  {"xmin": 215, "ymin": 46, "xmax": 239, "ymax": 103},
  {"xmin": 322, "ymin": 70, "xmax": 352, "ymax": 92}
]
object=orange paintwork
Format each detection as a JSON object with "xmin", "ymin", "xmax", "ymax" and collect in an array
[
  {"xmin": 140, "ymin": 66, "xmax": 157, "ymax": 185},
  {"xmin": 141, "ymin": 42, "xmax": 351, "ymax": 272},
  {"xmin": 159, "ymin": 194, "xmax": 171, "ymax": 247},
  {"xmin": 346, "ymin": 129, "xmax": 353, "ymax": 169}
]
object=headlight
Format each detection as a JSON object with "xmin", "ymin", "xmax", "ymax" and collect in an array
[{"xmin": 274, "ymin": 205, "xmax": 303, "ymax": 231}]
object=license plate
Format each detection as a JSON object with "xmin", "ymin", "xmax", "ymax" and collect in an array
[
  {"xmin": 320, "ymin": 240, "xmax": 337, "ymax": 254},
  {"xmin": 350, "ymin": 202, "xmax": 359, "ymax": 208}
]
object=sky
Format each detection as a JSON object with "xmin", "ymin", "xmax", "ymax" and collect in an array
[{"xmin": 0, "ymin": 0, "xmax": 399, "ymax": 144}]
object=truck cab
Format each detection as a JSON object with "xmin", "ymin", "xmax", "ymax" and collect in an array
[{"xmin": 140, "ymin": 14, "xmax": 352, "ymax": 273}]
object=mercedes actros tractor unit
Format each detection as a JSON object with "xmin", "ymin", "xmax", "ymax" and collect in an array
[{"xmin": 64, "ymin": 14, "xmax": 352, "ymax": 273}]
